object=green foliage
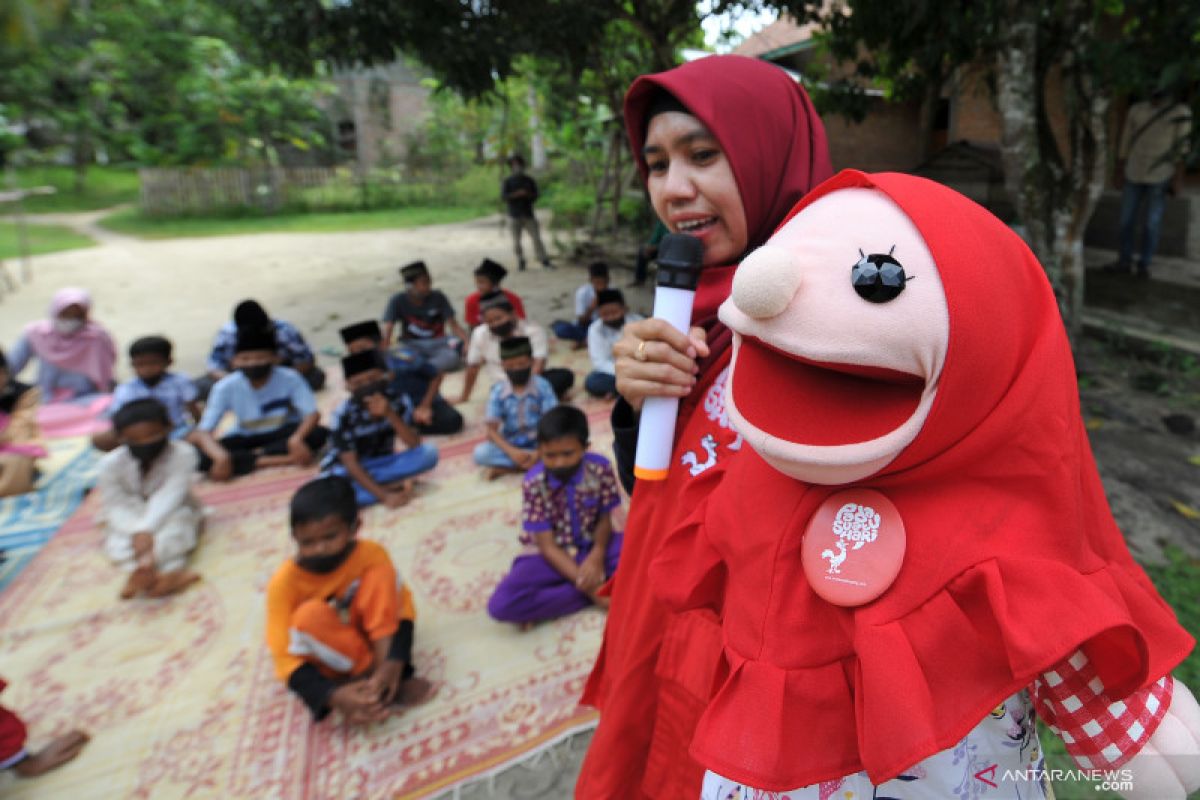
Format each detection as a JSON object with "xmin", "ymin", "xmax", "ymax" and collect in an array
[
  {"xmin": 0, "ymin": 0, "xmax": 331, "ymax": 179},
  {"xmin": 232, "ymin": 1, "xmax": 784, "ymax": 98},
  {"xmin": 98, "ymin": 204, "xmax": 491, "ymax": 240},
  {"xmin": 5, "ymin": 165, "xmax": 138, "ymax": 212},
  {"xmin": 1144, "ymin": 547, "xmax": 1200, "ymax": 688},
  {"xmin": 0, "ymin": 219, "xmax": 94, "ymax": 259}
]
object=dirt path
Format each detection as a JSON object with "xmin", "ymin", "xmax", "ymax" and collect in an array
[{"xmin": 0, "ymin": 212, "xmax": 653, "ymax": 378}]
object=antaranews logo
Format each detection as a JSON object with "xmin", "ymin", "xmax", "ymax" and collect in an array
[{"xmin": 1000, "ymin": 768, "xmax": 1135, "ymax": 793}]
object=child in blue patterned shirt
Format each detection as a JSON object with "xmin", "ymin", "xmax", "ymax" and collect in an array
[
  {"xmin": 92, "ymin": 336, "xmax": 200, "ymax": 452},
  {"xmin": 473, "ymin": 337, "xmax": 558, "ymax": 480}
]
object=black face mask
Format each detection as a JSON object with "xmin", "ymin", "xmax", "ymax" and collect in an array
[
  {"xmin": 489, "ymin": 321, "xmax": 516, "ymax": 338},
  {"xmin": 547, "ymin": 462, "xmax": 581, "ymax": 483},
  {"xmin": 240, "ymin": 364, "xmax": 272, "ymax": 381},
  {"xmin": 506, "ymin": 368, "xmax": 532, "ymax": 387},
  {"xmin": 297, "ymin": 540, "xmax": 357, "ymax": 574},
  {"xmin": 139, "ymin": 373, "xmax": 165, "ymax": 387},
  {"xmin": 352, "ymin": 380, "xmax": 389, "ymax": 402},
  {"xmin": 603, "ymin": 316, "xmax": 626, "ymax": 330},
  {"xmin": 128, "ymin": 438, "xmax": 168, "ymax": 466}
]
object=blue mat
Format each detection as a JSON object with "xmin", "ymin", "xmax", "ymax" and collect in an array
[{"xmin": 0, "ymin": 445, "xmax": 101, "ymax": 592}]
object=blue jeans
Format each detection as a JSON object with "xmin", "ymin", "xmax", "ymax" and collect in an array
[
  {"xmin": 474, "ymin": 439, "xmax": 533, "ymax": 469},
  {"xmin": 325, "ymin": 445, "xmax": 439, "ymax": 507},
  {"xmin": 584, "ymin": 371, "xmax": 616, "ymax": 397},
  {"xmin": 1118, "ymin": 180, "xmax": 1169, "ymax": 268},
  {"xmin": 404, "ymin": 338, "xmax": 462, "ymax": 373},
  {"xmin": 551, "ymin": 320, "xmax": 589, "ymax": 342}
]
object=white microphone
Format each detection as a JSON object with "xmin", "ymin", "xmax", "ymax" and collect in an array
[{"xmin": 634, "ymin": 233, "xmax": 705, "ymax": 481}]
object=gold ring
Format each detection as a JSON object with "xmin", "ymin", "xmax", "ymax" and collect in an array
[{"xmin": 636, "ymin": 340, "xmax": 648, "ymax": 362}]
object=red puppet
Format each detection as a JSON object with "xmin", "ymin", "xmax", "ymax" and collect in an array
[{"xmin": 651, "ymin": 171, "xmax": 1200, "ymax": 798}]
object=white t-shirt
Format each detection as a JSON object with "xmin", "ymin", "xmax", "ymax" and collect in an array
[
  {"xmin": 587, "ymin": 313, "xmax": 643, "ymax": 375},
  {"xmin": 575, "ymin": 284, "xmax": 597, "ymax": 322},
  {"xmin": 466, "ymin": 318, "xmax": 550, "ymax": 384}
]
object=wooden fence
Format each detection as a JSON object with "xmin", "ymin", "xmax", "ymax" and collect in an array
[{"xmin": 138, "ymin": 166, "xmax": 341, "ymax": 216}]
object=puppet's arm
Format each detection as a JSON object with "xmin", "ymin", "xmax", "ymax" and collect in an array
[
  {"xmin": 648, "ymin": 497, "xmax": 726, "ymax": 613},
  {"xmin": 1031, "ymin": 650, "xmax": 1200, "ymax": 799}
]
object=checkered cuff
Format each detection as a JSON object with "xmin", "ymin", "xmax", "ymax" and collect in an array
[{"xmin": 1032, "ymin": 649, "xmax": 1173, "ymax": 770}]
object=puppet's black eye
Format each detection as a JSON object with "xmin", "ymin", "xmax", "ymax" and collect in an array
[{"xmin": 851, "ymin": 252, "xmax": 907, "ymax": 303}]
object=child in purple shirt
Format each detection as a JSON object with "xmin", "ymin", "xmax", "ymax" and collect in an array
[{"xmin": 487, "ymin": 405, "xmax": 623, "ymax": 626}]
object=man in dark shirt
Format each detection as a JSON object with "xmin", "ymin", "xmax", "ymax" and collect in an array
[
  {"xmin": 501, "ymin": 154, "xmax": 553, "ymax": 271},
  {"xmin": 381, "ymin": 261, "xmax": 468, "ymax": 372}
]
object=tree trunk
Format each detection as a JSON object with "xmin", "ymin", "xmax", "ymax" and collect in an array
[{"xmin": 994, "ymin": 0, "xmax": 1108, "ymax": 346}]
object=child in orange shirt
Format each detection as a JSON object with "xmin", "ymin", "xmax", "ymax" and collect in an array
[{"xmin": 265, "ymin": 476, "xmax": 432, "ymax": 723}]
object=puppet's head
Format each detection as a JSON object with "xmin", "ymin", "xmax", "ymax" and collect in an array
[{"xmin": 721, "ymin": 170, "xmax": 1067, "ymax": 486}]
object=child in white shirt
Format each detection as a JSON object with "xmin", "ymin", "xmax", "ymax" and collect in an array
[{"xmin": 97, "ymin": 398, "xmax": 202, "ymax": 599}]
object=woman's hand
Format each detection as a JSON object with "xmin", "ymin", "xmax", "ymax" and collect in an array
[{"xmin": 613, "ymin": 319, "xmax": 709, "ymax": 413}]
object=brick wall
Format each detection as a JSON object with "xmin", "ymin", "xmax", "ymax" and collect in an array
[{"xmin": 825, "ymin": 98, "xmax": 927, "ymax": 173}]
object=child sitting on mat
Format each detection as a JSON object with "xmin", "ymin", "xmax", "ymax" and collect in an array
[
  {"xmin": 320, "ymin": 350, "xmax": 439, "ymax": 509},
  {"xmin": 266, "ymin": 476, "xmax": 432, "ymax": 723},
  {"xmin": 97, "ymin": 398, "xmax": 203, "ymax": 599},
  {"xmin": 192, "ymin": 325, "xmax": 328, "ymax": 480},
  {"xmin": 473, "ymin": 336, "xmax": 558, "ymax": 480},
  {"xmin": 487, "ymin": 405, "xmax": 623, "ymax": 626},
  {"xmin": 93, "ymin": 336, "xmax": 200, "ymax": 452}
]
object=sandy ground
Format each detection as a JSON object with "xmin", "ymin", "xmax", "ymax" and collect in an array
[{"xmin": 0, "ymin": 210, "xmax": 654, "ymax": 385}]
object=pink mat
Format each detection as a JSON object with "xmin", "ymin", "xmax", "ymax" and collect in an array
[{"xmin": 35, "ymin": 395, "xmax": 113, "ymax": 438}]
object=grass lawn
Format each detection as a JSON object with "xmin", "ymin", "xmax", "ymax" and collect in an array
[
  {"xmin": 0, "ymin": 219, "xmax": 96, "ymax": 260},
  {"xmin": 99, "ymin": 204, "xmax": 495, "ymax": 239},
  {"xmin": 6, "ymin": 165, "xmax": 140, "ymax": 213}
]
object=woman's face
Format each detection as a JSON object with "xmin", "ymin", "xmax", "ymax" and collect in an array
[
  {"xmin": 58, "ymin": 303, "xmax": 87, "ymax": 322},
  {"xmin": 643, "ymin": 111, "xmax": 747, "ymax": 267}
]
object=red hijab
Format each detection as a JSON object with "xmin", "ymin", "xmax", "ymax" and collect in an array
[
  {"xmin": 623, "ymin": 55, "xmax": 832, "ymax": 373},
  {"xmin": 652, "ymin": 171, "xmax": 1195, "ymax": 788}
]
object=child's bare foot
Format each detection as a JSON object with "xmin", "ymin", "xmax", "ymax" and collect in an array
[
  {"xmin": 592, "ymin": 595, "xmax": 611, "ymax": 610},
  {"xmin": 13, "ymin": 730, "xmax": 90, "ymax": 777},
  {"xmin": 396, "ymin": 676, "xmax": 434, "ymax": 707},
  {"xmin": 518, "ymin": 621, "xmax": 537, "ymax": 632},
  {"xmin": 383, "ymin": 479, "xmax": 415, "ymax": 501},
  {"xmin": 119, "ymin": 566, "xmax": 156, "ymax": 600},
  {"xmin": 484, "ymin": 467, "xmax": 505, "ymax": 482},
  {"xmin": 147, "ymin": 569, "xmax": 201, "ymax": 598}
]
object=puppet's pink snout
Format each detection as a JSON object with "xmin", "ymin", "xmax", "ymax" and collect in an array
[{"xmin": 731, "ymin": 244, "xmax": 802, "ymax": 320}]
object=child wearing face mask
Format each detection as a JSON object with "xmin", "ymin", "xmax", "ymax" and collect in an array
[
  {"xmin": 192, "ymin": 326, "xmax": 328, "ymax": 481},
  {"xmin": 473, "ymin": 337, "xmax": 559, "ymax": 480},
  {"xmin": 584, "ymin": 289, "xmax": 642, "ymax": 398},
  {"xmin": 319, "ymin": 351, "xmax": 439, "ymax": 509},
  {"xmin": 463, "ymin": 258, "xmax": 527, "ymax": 329},
  {"xmin": 97, "ymin": 398, "xmax": 202, "ymax": 600},
  {"xmin": 458, "ymin": 292, "xmax": 574, "ymax": 402},
  {"xmin": 266, "ymin": 476, "xmax": 433, "ymax": 724},
  {"xmin": 7, "ymin": 286, "xmax": 116, "ymax": 401},
  {"xmin": 92, "ymin": 336, "xmax": 201, "ymax": 452},
  {"xmin": 487, "ymin": 405, "xmax": 623, "ymax": 626}
]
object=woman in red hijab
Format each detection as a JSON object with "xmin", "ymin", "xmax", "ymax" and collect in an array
[{"xmin": 577, "ymin": 54, "xmax": 832, "ymax": 798}]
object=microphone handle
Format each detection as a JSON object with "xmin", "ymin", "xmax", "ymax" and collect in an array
[{"xmin": 633, "ymin": 286, "xmax": 696, "ymax": 481}]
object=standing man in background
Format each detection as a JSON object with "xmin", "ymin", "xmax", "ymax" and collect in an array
[
  {"xmin": 501, "ymin": 154, "xmax": 554, "ymax": 271},
  {"xmin": 1109, "ymin": 81, "xmax": 1193, "ymax": 278}
]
